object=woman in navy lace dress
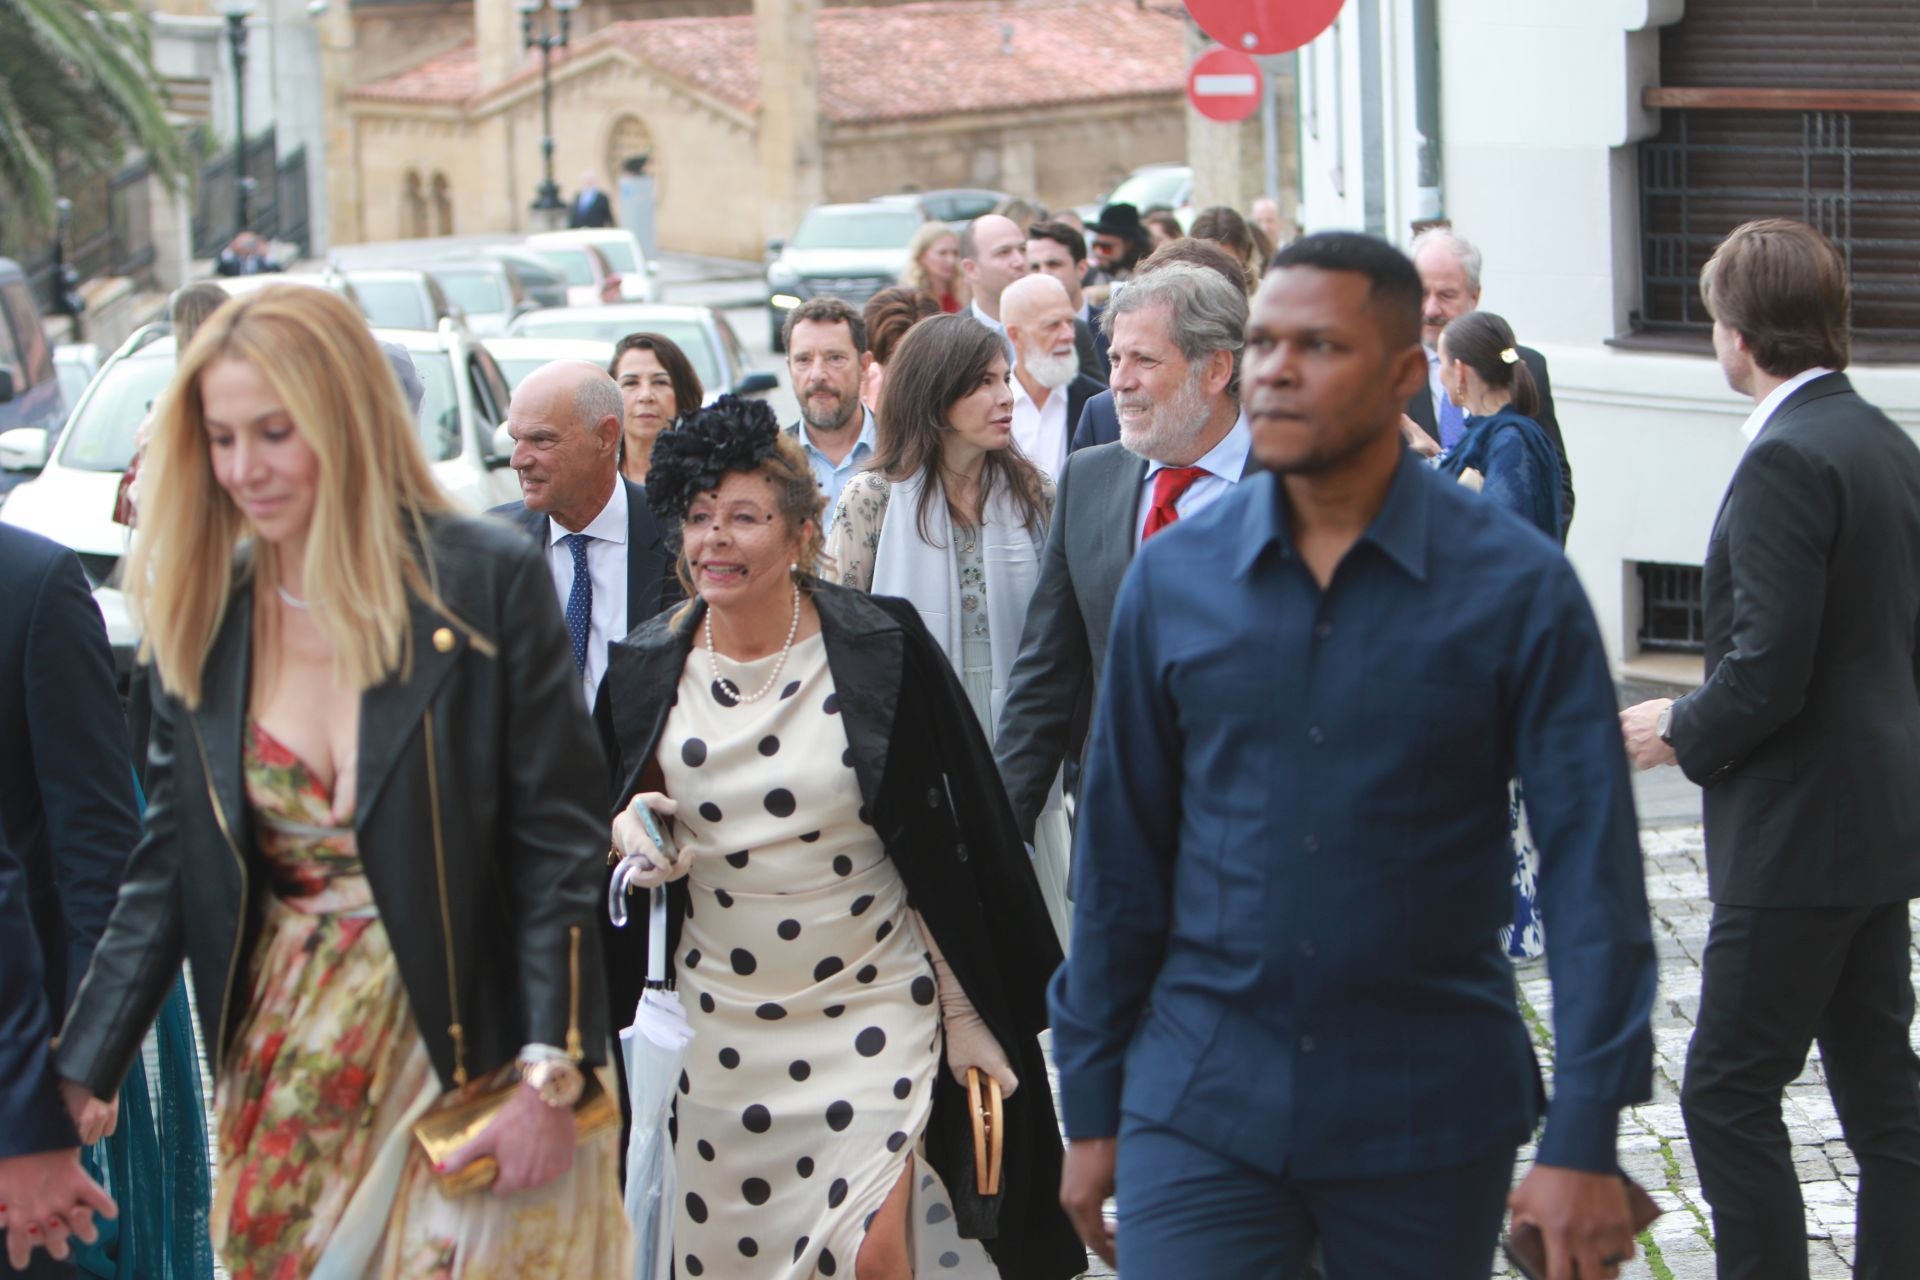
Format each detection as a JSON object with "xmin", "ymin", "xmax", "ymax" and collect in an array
[{"xmin": 1436, "ymin": 310, "xmax": 1563, "ymax": 958}]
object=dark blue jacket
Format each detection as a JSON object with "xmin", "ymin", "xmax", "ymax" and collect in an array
[
  {"xmin": 0, "ymin": 526, "xmax": 136, "ymax": 1157},
  {"xmin": 1051, "ymin": 455, "xmax": 1655, "ymax": 1178},
  {"xmin": 1438, "ymin": 406, "xmax": 1563, "ymax": 542},
  {"xmin": 1070, "ymin": 388, "xmax": 1120, "ymax": 453}
]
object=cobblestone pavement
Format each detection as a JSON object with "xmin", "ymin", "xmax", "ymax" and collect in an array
[{"xmin": 1061, "ymin": 821, "xmax": 1920, "ymax": 1278}]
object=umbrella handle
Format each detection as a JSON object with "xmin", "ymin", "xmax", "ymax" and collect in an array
[{"xmin": 647, "ymin": 885, "xmax": 670, "ymax": 985}]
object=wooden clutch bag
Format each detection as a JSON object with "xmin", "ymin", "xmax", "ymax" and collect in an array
[
  {"xmin": 966, "ymin": 1067, "xmax": 1004, "ymax": 1197},
  {"xmin": 413, "ymin": 1068, "xmax": 620, "ymax": 1198}
]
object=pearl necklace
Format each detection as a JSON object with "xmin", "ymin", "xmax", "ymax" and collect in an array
[{"xmin": 706, "ymin": 584, "xmax": 801, "ymax": 705}]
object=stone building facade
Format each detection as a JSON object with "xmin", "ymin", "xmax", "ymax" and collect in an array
[{"xmin": 338, "ymin": 0, "xmax": 1190, "ymax": 258}]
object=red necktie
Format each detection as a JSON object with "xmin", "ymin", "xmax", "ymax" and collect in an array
[{"xmin": 1142, "ymin": 466, "xmax": 1210, "ymax": 540}]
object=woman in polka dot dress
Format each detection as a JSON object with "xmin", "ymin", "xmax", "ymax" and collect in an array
[{"xmin": 600, "ymin": 399, "xmax": 1084, "ymax": 1280}]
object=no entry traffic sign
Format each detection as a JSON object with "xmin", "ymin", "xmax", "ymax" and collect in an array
[
  {"xmin": 1184, "ymin": 0, "xmax": 1344, "ymax": 55},
  {"xmin": 1187, "ymin": 46, "xmax": 1262, "ymax": 123}
]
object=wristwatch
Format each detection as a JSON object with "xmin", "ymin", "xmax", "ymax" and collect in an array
[
  {"xmin": 520, "ymin": 1056, "xmax": 585, "ymax": 1108},
  {"xmin": 1656, "ymin": 703, "xmax": 1675, "ymax": 746}
]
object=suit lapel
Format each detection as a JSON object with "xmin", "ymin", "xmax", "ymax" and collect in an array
[
  {"xmin": 354, "ymin": 593, "xmax": 468, "ymax": 824},
  {"xmin": 1102, "ymin": 448, "xmax": 1150, "ymax": 591},
  {"xmin": 1406, "ymin": 378, "xmax": 1439, "ymax": 442},
  {"xmin": 624, "ymin": 479, "xmax": 669, "ymax": 622}
]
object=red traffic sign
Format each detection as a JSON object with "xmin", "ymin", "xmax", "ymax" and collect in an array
[
  {"xmin": 1187, "ymin": 46, "xmax": 1262, "ymax": 123},
  {"xmin": 1184, "ymin": 0, "xmax": 1344, "ymax": 55}
]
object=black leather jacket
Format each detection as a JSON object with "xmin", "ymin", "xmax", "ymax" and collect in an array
[{"xmin": 56, "ymin": 514, "xmax": 611, "ymax": 1098}]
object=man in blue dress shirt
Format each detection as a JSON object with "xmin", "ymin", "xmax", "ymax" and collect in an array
[{"xmin": 1051, "ymin": 232, "xmax": 1657, "ymax": 1278}]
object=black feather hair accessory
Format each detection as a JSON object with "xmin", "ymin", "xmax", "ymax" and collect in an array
[{"xmin": 644, "ymin": 394, "xmax": 784, "ymax": 525}]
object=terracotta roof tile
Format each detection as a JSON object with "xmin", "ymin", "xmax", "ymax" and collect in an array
[{"xmin": 354, "ymin": 0, "xmax": 1187, "ymax": 121}]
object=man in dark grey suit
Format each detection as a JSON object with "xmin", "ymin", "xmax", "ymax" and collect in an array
[
  {"xmin": 491, "ymin": 360, "xmax": 677, "ymax": 712},
  {"xmin": 1622, "ymin": 219, "xmax": 1920, "ymax": 1279},
  {"xmin": 1406, "ymin": 228, "xmax": 1575, "ymax": 534},
  {"xmin": 995, "ymin": 264, "xmax": 1256, "ymax": 838}
]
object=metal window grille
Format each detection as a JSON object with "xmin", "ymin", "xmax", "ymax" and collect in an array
[
  {"xmin": 1637, "ymin": 562, "xmax": 1706, "ymax": 653},
  {"xmin": 1639, "ymin": 106, "xmax": 1920, "ymax": 342}
]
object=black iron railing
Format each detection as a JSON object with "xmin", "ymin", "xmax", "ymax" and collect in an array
[{"xmin": 1638, "ymin": 89, "xmax": 1920, "ymax": 342}]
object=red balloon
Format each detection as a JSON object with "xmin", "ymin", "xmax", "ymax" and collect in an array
[{"xmin": 1183, "ymin": 0, "xmax": 1344, "ymax": 55}]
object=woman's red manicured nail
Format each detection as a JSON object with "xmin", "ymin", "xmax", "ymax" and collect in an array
[
  {"xmin": 434, "ymin": 1161, "xmax": 446, "ymax": 1173},
  {"xmin": 25, "ymin": 1225, "xmax": 38, "ymax": 1234}
]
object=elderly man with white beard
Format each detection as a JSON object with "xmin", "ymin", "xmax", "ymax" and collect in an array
[
  {"xmin": 994, "ymin": 263, "xmax": 1255, "ymax": 844},
  {"xmin": 1002, "ymin": 274, "xmax": 1110, "ymax": 481}
]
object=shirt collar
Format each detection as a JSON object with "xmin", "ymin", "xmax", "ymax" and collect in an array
[
  {"xmin": 547, "ymin": 473, "xmax": 629, "ymax": 547},
  {"xmin": 798, "ymin": 406, "xmax": 878, "ymax": 464},
  {"xmin": 1740, "ymin": 367, "xmax": 1836, "ymax": 444},
  {"xmin": 1144, "ymin": 408, "xmax": 1252, "ymax": 484},
  {"xmin": 970, "ymin": 301, "xmax": 1006, "ymax": 334},
  {"xmin": 1234, "ymin": 446, "xmax": 1432, "ymax": 584}
]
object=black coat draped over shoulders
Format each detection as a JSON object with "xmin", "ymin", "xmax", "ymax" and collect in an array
[{"xmin": 598, "ymin": 579, "xmax": 1083, "ymax": 1280}]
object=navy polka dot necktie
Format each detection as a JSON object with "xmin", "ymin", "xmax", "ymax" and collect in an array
[{"xmin": 563, "ymin": 533, "xmax": 592, "ymax": 675}]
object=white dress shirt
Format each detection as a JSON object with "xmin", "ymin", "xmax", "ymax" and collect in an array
[
  {"xmin": 1425, "ymin": 347, "xmax": 1448, "ymax": 423},
  {"xmin": 545, "ymin": 478, "xmax": 629, "ymax": 706},
  {"xmin": 1010, "ymin": 375, "xmax": 1071, "ymax": 481},
  {"xmin": 1740, "ymin": 367, "xmax": 1836, "ymax": 447},
  {"xmin": 1134, "ymin": 410, "xmax": 1254, "ymax": 544}
]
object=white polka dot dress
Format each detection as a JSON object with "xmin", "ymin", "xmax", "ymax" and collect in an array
[{"xmin": 658, "ymin": 631, "xmax": 997, "ymax": 1279}]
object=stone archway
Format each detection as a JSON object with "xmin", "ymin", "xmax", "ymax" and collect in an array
[
  {"xmin": 430, "ymin": 171, "xmax": 453, "ymax": 236},
  {"xmin": 607, "ymin": 113, "xmax": 656, "ymax": 194},
  {"xmin": 403, "ymin": 169, "xmax": 428, "ymax": 238}
]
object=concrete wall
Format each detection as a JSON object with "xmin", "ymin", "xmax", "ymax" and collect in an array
[{"xmin": 1292, "ymin": 0, "xmax": 1920, "ymax": 677}]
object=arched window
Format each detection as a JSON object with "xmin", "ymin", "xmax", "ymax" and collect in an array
[
  {"xmin": 402, "ymin": 169, "xmax": 427, "ymax": 239},
  {"xmin": 430, "ymin": 171, "xmax": 453, "ymax": 237}
]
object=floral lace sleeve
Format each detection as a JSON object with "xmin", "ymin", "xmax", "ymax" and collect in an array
[{"xmin": 823, "ymin": 471, "xmax": 891, "ymax": 592}]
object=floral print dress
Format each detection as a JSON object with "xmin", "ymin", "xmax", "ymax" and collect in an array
[{"xmin": 210, "ymin": 722, "xmax": 630, "ymax": 1279}]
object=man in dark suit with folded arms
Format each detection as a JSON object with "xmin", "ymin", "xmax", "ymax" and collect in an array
[
  {"xmin": 0, "ymin": 525, "xmax": 131, "ymax": 1275},
  {"xmin": 1055, "ymin": 233, "xmax": 1655, "ymax": 1277},
  {"xmin": 1622, "ymin": 219, "xmax": 1920, "ymax": 1279}
]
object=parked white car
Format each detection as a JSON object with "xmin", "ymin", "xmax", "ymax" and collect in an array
[{"xmin": 482, "ymin": 336, "xmax": 617, "ymax": 390}]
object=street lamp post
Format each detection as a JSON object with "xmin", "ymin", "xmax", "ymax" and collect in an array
[
  {"xmin": 517, "ymin": 0, "xmax": 578, "ymax": 216},
  {"xmin": 218, "ymin": 0, "xmax": 256, "ymax": 234}
]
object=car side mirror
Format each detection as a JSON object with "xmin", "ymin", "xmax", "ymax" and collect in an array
[
  {"xmin": 0, "ymin": 368, "xmax": 14, "ymax": 403},
  {"xmin": 488, "ymin": 422, "xmax": 516, "ymax": 467},
  {"xmin": 765, "ymin": 237, "xmax": 785, "ymax": 257},
  {"xmin": 0, "ymin": 426, "xmax": 49, "ymax": 473},
  {"xmin": 735, "ymin": 371, "xmax": 779, "ymax": 396}
]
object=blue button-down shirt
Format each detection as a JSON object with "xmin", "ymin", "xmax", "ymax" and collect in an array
[
  {"xmin": 1050, "ymin": 452, "xmax": 1654, "ymax": 1179},
  {"xmin": 792, "ymin": 408, "xmax": 878, "ymax": 527}
]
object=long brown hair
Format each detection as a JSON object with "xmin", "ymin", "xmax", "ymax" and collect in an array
[
  {"xmin": 128, "ymin": 285, "xmax": 459, "ymax": 706},
  {"xmin": 870, "ymin": 313, "xmax": 1046, "ymax": 542},
  {"xmin": 1439, "ymin": 310, "xmax": 1540, "ymax": 419}
]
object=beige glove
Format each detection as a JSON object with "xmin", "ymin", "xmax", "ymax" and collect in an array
[
  {"xmin": 611, "ymin": 792, "xmax": 693, "ymax": 891},
  {"xmin": 913, "ymin": 911, "xmax": 1018, "ymax": 1098}
]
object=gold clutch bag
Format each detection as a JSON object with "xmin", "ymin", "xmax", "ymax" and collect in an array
[
  {"xmin": 966, "ymin": 1067, "xmax": 1004, "ymax": 1197},
  {"xmin": 413, "ymin": 1068, "xmax": 620, "ymax": 1198}
]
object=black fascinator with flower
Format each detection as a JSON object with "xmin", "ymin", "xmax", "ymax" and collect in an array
[{"xmin": 644, "ymin": 394, "xmax": 784, "ymax": 525}]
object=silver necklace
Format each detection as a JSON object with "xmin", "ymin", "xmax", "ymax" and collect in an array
[
  {"xmin": 276, "ymin": 585, "xmax": 310, "ymax": 611},
  {"xmin": 706, "ymin": 585, "xmax": 801, "ymax": 705}
]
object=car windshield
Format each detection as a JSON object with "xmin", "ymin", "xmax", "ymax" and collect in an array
[
  {"xmin": 55, "ymin": 359, "xmax": 93, "ymax": 416},
  {"xmin": 57, "ymin": 350, "xmax": 176, "ymax": 472},
  {"xmin": 1108, "ymin": 168, "xmax": 1190, "ymax": 211},
  {"xmin": 433, "ymin": 269, "xmax": 507, "ymax": 315},
  {"xmin": 516, "ymin": 317, "xmax": 719, "ymax": 387},
  {"xmin": 924, "ymin": 193, "xmax": 1000, "ymax": 223},
  {"xmin": 495, "ymin": 356, "xmax": 561, "ymax": 389},
  {"xmin": 354, "ymin": 281, "xmax": 434, "ymax": 330},
  {"xmin": 790, "ymin": 208, "xmax": 922, "ymax": 251},
  {"xmin": 535, "ymin": 248, "xmax": 597, "ymax": 287},
  {"xmin": 410, "ymin": 350, "xmax": 462, "ymax": 463}
]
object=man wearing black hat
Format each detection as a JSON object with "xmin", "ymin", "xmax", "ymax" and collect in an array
[{"xmin": 1087, "ymin": 203, "xmax": 1150, "ymax": 289}]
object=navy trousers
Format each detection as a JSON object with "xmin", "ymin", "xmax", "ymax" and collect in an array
[{"xmin": 1116, "ymin": 1120, "xmax": 1515, "ymax": 1279}]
